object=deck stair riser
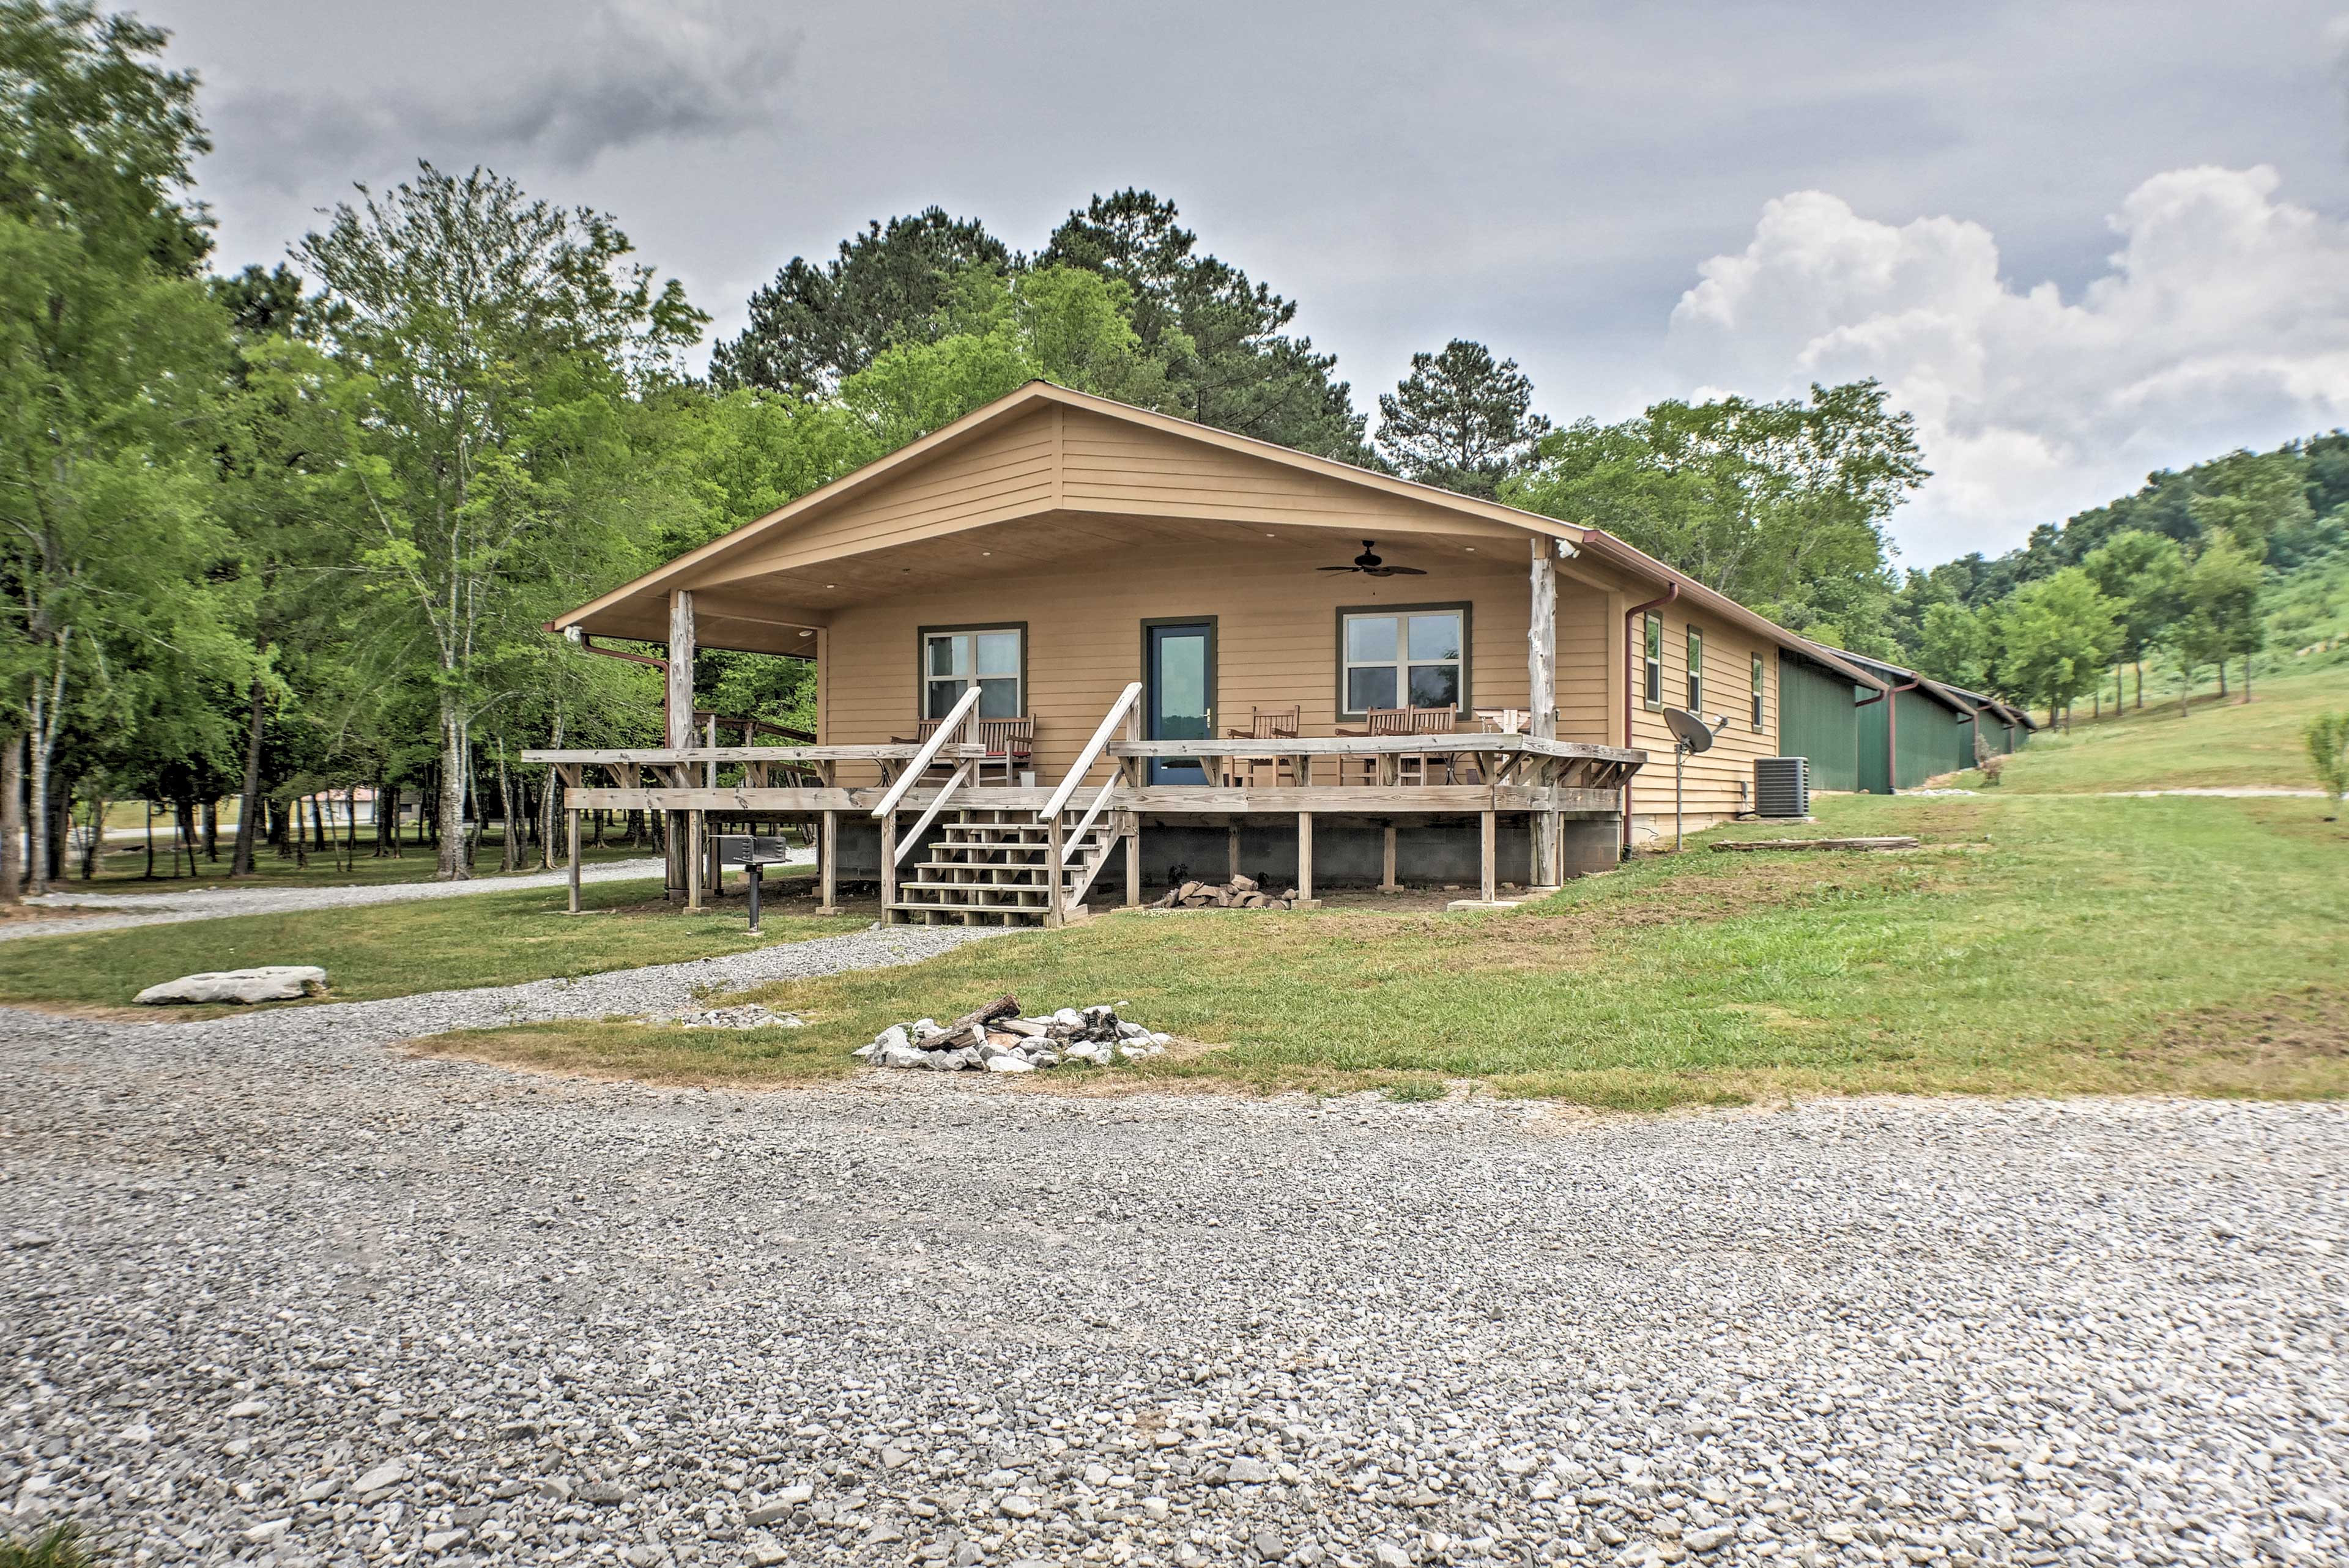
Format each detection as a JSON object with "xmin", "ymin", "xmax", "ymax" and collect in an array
[{"xmin": 886, "ymin": 807, "xmax": 1123, "ymax": 927}]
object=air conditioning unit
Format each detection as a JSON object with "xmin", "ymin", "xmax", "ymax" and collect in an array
[{"xmin": 1754, "ymin": 756, "xmax": 1809, "ymax": 818}]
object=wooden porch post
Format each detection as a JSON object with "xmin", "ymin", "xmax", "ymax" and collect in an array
[
  {"xmin": 879, "ymin": 810, "xmax": 897, "ymax": 920},
  {"xmin": 666, "ymin": 591, "xmax": 695, "ymax": 903},
  {"xmin": 1228, "ymin": 824, "xmax": 1242, "ymax": 881},
  {"xmin": 1480, "ymin": 808, "xmax": 1497, "ymax": 904},
  {"xmin": 1380, "ymin": 823, "xmax": 1399, "ymax": 892},
  {"xmin": 687, "ymin": 808, "xmax": 703, "ymax": 910},
  {"xmin": 1529, "ymin": 539, "xmax": 1557, "ymax": 887},
  {"xmin": 1046, "ymin": 813, "xmax": 1066, "ymax": 929},
  {"xmin": 818, "ymin": 808, "xmax": 839, "ymax": 915},
  {"xmin": 1296, "ymin": 812, "xmax": 1313, "ymax": 903},
  {"xmin": 566, "ymin": 806, "xmax": 581, "ymax": 915},
  {"xmin": 1123, "ymin": 816, "xmax": 1141, "ymax": 907}
]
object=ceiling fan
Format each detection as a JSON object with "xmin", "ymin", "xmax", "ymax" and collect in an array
[{"xmin": 1316, "ymin": 538, "xmax": 1425, "ymax": 577}]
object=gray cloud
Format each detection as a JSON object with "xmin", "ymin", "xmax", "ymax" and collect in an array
[
  {"xmin": 149, "ymin": 0, "xmax": 2349, "ymax": 562},
  {"xmin": 209, "ymin": 0, "xmax": 798, "ymax": 195}
]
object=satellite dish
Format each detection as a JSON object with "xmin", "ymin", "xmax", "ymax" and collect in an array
[{"xmin": 1665, "ymin": 708, "xmax": 1716, "ymax": 754}]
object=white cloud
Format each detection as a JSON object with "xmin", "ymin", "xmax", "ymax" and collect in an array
[{"xmin": 1666, "ymin": 166, "xmax": 2349, "ymax": 564}]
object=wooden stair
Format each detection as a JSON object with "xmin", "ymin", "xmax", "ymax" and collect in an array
[{"xmin": 887, "ymin": 806, "xmax": 1127, "ymax": 927}]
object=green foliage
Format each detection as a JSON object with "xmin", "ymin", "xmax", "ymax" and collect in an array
[
  {"xmin": 1916, "ymin": 602, "xmax": 1989, "ymax": 687},
  {"xmin": 2185, "ymin": 449, "xmax": 2310, "ymax": 561},
  {"xmin": 2302, "ymin": 711, "xmax": 2349, "ymax": 804},
  {"xmin": 1041, "ymin": 189, "xmax": 1370, "ymax": 460},
  {"xmin": 0, "ymin": 1521, "xmax": 95, "ymax": 1567},
  {"xmin": 2172, "ymin": 534, "xmax": 2265, "ymax": 689},
  {"xmin": 1375, "ymin": 339, "xmax": 1551, "ymax": 498},
  {"xmin": 2080, "ymin": 530, "xmax": 2184, "ymax": 664},
  {"xmin": 1505, "ymin": 380, "xmax": 1925, "ymax": 645},
  {"xmin": 1997, "ymin": 568, "xmax": 2120, "ymax": 717},
  {"xmin": 710, "ymin": 207, "xmax": 1008, "ymax": 396}
]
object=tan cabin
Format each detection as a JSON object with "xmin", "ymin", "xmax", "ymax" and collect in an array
[{"xmin": 530, "ymin": 382, "xmax": 1882, "ymax": 926}]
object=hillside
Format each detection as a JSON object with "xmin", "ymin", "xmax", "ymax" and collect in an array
[{"xmin": 1981, "ymin": 654, "xmax": 2349, "ymax": 794}]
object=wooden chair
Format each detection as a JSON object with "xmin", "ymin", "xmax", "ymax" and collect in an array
[
  {"xmin": 1220, "ymin": 705, "xmax": 1301, "ymax": 788},
  {"xmin": 1346, "ymin": 706, "xmax": 1460, "ymax": 786},
  {"xmin": 892, "ymin": 714, "xmax": 1036, "ymax": 785}
]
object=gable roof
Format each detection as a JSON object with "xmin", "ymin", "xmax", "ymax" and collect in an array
[{"xmin": 550, "ymin": 379, "xmax": 1882, "ymax": 689}]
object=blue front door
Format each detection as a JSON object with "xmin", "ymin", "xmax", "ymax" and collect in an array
[{"xmin": 1145, "ymin": 622, "xmax": 1214, "ymax": 785}]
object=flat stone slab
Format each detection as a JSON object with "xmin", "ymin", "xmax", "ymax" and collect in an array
[
  {"xmin": 135, "ymin": 966, "xmax": 328, "ymax": 1005},
  {"xmin": 1445, "ymin": 899, "xmax": 1523, "ymax": 912}
]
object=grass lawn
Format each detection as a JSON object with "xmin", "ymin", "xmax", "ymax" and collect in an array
[
  {"xmin": 0, "ymin": 868, "xmax": 859, "ymax": 1014},
  {"xmin": 421, "ymin": 789, "xmax": 2349, "ymax": 1108},
  {"xmin": 60, "ymin": 832, "xmax": 659, "ymax": 897},
  {"xmin": 1975, "ymin": 654, "xmax": 2349, "ymax": 794}
]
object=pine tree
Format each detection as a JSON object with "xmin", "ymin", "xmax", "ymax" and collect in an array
[{"xmin": 1375, "ymin": 339, "xmax": 1551, "ymax": 498}]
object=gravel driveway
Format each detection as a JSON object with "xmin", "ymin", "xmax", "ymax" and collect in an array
[{"xmin": 3, "ymin": 972, "xmax": 2344, "ymax": 1568}]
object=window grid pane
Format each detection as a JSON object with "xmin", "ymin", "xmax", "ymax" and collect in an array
[
  {"xmin": 1407, "ymin": 613, "xmax": 1460, "ymax": 662},
  {"xmin": 1348, "ymin": 666, "xmax": 1397, "ymax": 712},
  {"xmin": 1347, "ymin": 615, "xmax": 1398, "ymax": 663}
]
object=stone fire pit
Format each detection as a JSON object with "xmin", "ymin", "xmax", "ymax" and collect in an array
[{"xmin": 852, "ymin": 994, "xmax": 1170, "ymax": 1073}]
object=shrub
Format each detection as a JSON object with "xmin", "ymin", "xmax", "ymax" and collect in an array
[{"xmin": 2307, "ymin": 711, "xmax": 2349, "ymax": 816}]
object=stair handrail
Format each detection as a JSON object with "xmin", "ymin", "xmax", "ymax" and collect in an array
[
  {"xmin": 1067, "ymin": 774, "xmax": 1119, "ymax": 848},
  {"xmin": 895, "ymin": 761, "xmax": 970, "ymax": 863},
  {"xmin": 1042, "ymin": 682, "xmax": 1143, "ymax": 819},
  {"xmin": 871, "ymin": 684, "xmax": 982, "ymax": 819}
]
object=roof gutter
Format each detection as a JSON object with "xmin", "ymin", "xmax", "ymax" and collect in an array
[{"xmin": 1622, "ymin": 584, "xmax": 1679, "ymax": 855}]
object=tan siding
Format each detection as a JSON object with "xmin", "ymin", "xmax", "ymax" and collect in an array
[
  {"xmin": 1625, "ymin": 605, "xmax": 1778, "ymax": 822},
  {"xmin": 1058, "ymin": 410, "xmax": 1516, "ymax": 536},
  {"xmin": 818, "ymin": 549, "xmax": 1538, "ymax": 778},
  {"xmin": 717, "ymin": 411, "xmax": 1060, "ymax": 580}
]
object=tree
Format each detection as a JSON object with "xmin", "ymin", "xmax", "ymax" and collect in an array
[
  {"xmin": 2080, "ymin": 530, "xmax": 2183, "ymax": 709},
  {"xmin": 0, "ymin": 0, "xmax": 243, "ymax": 898},
  {"xmin": 297, "ymin": 163, "xmax": 703, "ymax": 878},
  {"xmin": 2170, "ymin": 533, "xmax": 2263, "ymax": 711},
  {"xmin": 1915, "ymin": 602, "xmax": 1989, "ymax": 688},
  {"xmin": 1997, "ymin": 569, "xmax": 2119, "ymax": 728},
  {"xmin": 710, "ymin": 207, "xmax": 1008, "ymax": 397},
  {"xmin": 1374, "ymin": 339, "xmax": 1550, "ymax": 498},
  {"xmin": 2186, "ymin": 449, "xmax": 2310, "ymax": 562},
  {"xmin": 1505, "ymin": 380, "xmax": 1926, "ymax": 645},
  {"xmin": 1041, "ymin": 190, "xmax": 1371, "ymax": 461}
]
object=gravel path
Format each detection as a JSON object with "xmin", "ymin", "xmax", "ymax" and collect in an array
[
  {"xmin": 3, "ymin": 853, "xmax": 810, "ymax": 944},
  {"xmin": 4, "ymin": 983, "xmax": 2345, "ymax": 1568}
]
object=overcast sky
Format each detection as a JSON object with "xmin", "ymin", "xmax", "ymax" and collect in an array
[{"xmin": 143, "ymin": 0, "xmax": 2349, "ymax": 567}]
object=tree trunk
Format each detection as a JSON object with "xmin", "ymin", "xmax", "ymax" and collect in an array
[
  {"xmin": 202, "ymin": 799, "xmax": 218, "ymax": 861},
  {"xmin": 2134, "ymin": 660, "xmax": 2143, "ymax": 711},
  {"xmin": 309, "ymin": 793, "xmax": 327, "ymax": 854},
  {"xmin": 2243, "ymin": 654, "xmax": 2253, "ymax": 702},
  {"xmin": 143, "ymin": 801, "xmax": 155, "ymax": 879},
  {"xmin": 174, "ymin": 797, "xmax": 196, "ymax": 878},
  {"xmin": 2216, "ymin": 661, "xmax": 2228, "ymax": 699},
  {"xmin": 434, "ymin": 702, "xmax": 470, "ymax": 881},
  {"xmin": 80, "ymin": 792, "xmax": 103, "ymax": 879},
  {"xmin": 495, "ymin": 739, "xmax": 521, "ymax": 874},
  {"xmin": 0, "ymin": 731, "xmax": 20, "ymax": 905},
  {"xmin": 231, "ymin": 674, "xmax": 267, "ymax": 877}
]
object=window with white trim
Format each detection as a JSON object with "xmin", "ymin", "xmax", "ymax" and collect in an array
[
  {"xmin": 923, "ymin": 627, "xmax": 1023, "ymax": 719},
  {"xmin": 1751, "ymin": 652, "xmax": 1766, "ymax": 731},
  {"xmin": 1642, "ymin": 614, "xmax": 1663, "ymax": 708},
  {"xmin": 1341, "ymin": 607, "xmax": 1465, "ymax": 714},
  {"xmin": 1686, "ymin": 626, "xmax": 1704, "ymax": 711}
]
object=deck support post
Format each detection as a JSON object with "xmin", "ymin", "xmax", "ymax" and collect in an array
[
  {"xmin": 1380, "ymin": 823, "xmax": 1399, "ymax": 892},
  {"xmin": 817, "ymin": 809, "xmax": 839, "ymax": 914},
  {"xmin": 879, "ymin": 810, "xmax": 897, "ymax": 920},
  {"xmin": 566, "ymin": 807, "xmax": 581, "ymax": 914},
  {"xmin": 1228, "ymin": 823, "xmax": 1242, "ymax": 881},
  {"xmin": 1123, "ymin": 816, "xmax": 1141, "ymax": 907},
  {"xmin": 1046, "ymin": 813, "xmax": 1066, "ymax": 928},
  {"xmin": 1529, "ymin": 538, "xmax": 1557, "ymax": 885},
  {"xmin": 1480, "ymin": 809, "xmax": 1497, "ymax": 904},
  {"xmin": 1296, "ymin": 812, "xmax": 1313, "ymax": 903},
  {"xmin": 687, "ymin": 810, "xmax": 703, "ymax": 909},
  {"xmin": 664, "ymin": 590, "xmax": 695, "ymax": 906}
]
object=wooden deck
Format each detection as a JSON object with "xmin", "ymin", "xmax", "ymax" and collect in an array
[{"xmin": 522, "ymin": 729, "xmax": 1646, "ymax": 924}]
